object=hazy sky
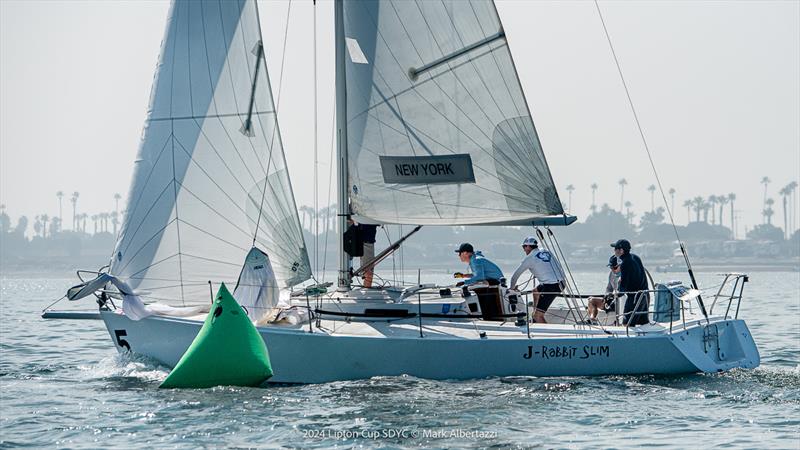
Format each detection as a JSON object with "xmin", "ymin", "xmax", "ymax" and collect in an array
[{"xmin": 1, "ymin": 0, "xmax": 798, "ymax": 235}]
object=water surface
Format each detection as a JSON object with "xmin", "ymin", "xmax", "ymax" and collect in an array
[{"xmin": 1, "ymin": 270, "xmax": 798, "ymax": 448}]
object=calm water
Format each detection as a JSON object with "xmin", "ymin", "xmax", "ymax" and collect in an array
[{"xmin": 1, "ymin": 270, "xmax": 798, "ymax": 449}]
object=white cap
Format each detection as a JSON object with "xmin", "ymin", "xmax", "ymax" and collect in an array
[{"xmin": 522, "ymin": 236, "xmax": 538, "ymax": 247}]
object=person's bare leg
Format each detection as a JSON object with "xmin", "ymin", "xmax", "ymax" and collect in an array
[
  {"xmin": 534, "ymin": 310, "xmax": 547, "ymax": 323},
  {"xmin": 587, "ymin": 297, "xmax": 602, "ymax": 320},
  {"xmin": 363, "ymin": 268, "xmax": 373, "ymax": 288}
]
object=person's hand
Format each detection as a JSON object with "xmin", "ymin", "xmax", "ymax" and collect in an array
[
  {"xmin": 453, "ymin": 272, "xmax": 463, "ymax": 278},
  {"xmin": 456, "ymin": 281, "xmax": 465, "ymax": 287}
]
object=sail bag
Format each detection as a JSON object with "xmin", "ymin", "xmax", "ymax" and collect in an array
[
  {"xmin": 233, "ymin": 247, "xmax": 280, "ymax": 321},
  {"xmin": 160, "ymin": 283, "xmax": 272, "ymax": 389}
]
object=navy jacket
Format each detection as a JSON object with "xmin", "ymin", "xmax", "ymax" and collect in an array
[
  {"xmin": 357, "ymin": 224, "xmax": 378, "ymax": 244},
  {"xmin": 618, "ymin": 252, "xmax": 650, "ymax": 326}
]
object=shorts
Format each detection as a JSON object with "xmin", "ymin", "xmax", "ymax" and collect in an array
[
  {"xmin": 361, "ymin": 242, "xmax": 375, "ymax": 268},
  {"xmin": 535, "ymin": 282, "xmax": 563, "ymax": 313}
]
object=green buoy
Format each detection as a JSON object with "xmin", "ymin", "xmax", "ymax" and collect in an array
[{"xmin": 160, "ymin": 283, "xmax": 273, "ymax": 389}]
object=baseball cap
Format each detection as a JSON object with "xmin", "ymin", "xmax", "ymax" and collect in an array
[
  {"xmin": 610, "ymin": 239, "xmax": 631, "ymax": 251},
  {"xmin": 455, "ymin": 243, "xmax": 474, "ymax": 253},
  {"xmin": 607, "ymin": 255, "xmax": 620, "ymax": 267},
  {"xmin": 522, "ymin": 236, "xmax": 538, "ymax": 247}
]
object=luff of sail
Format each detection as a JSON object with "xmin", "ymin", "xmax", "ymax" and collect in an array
[
  {"xmin": 342, "ymin": 0, "xmax": 565, "ymax": 225},
  {"xmin": 110, "ymin": 0, "xmax": 310, "ymax": 306}
]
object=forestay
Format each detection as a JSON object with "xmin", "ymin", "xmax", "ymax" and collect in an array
[
  {"xmin": 110, "ymin": 0, "xmax": 310, "ymax": 306},
  {"xmin": 342, "ymin": 0, "xmax": 564, "ymax": 225}
]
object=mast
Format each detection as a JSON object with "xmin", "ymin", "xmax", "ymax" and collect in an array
[{"xmin": 334, "ymin": 0, "xmax": 351, "ymax": 290}]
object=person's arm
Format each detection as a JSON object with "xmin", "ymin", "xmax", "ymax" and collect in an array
[
  {"xmin": 509, "ymin": 258, "xmax": 530, "ymax": 290},
  {"xmin": 463, "ymin": 259, "xmax": 485, "ymax": 286},
  {"xmin": 617, "ymin": 262, "xmax": 629, "ymax": 293}
]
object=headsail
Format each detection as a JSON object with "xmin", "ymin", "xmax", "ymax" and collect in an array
[
  {"xmin": 341, "ymin": 0, "xmax": 565, "ymax": 225},
  {"xmin": 110, "ymin": 0, "xmax": 310, "ymax": 305}
]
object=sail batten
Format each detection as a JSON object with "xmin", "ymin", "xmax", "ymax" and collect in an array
[
  {"xmin": 343, "ymin": 0, "xmax": 564, "ymax": 226},
  {"xmin": 111, "ymin": 0, "xmax": 310, "ymax": 306}
]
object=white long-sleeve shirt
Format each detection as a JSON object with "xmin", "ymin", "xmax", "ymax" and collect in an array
[{"xmin": 509, "ymin": 249, "xmax": 566, "ymax": 288}]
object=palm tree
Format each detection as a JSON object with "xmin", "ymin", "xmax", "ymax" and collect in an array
[
  {"xmin": 716, "ymin": 195, "xmax": 728, "ymax": 227},
  {"xmin": 299, "ymin": 206, "xmax": 311, "ymax": 231},
  {"xmin": 788, "ymin": 181, "xmax": 799, "ymax": 236},
  {"xmin": 565, "ymin": 184, "xmax": 575, "ymax": 212},
  {"xmin": 111, "ymin": 211, "xmax": 119, "ymax": 236},
  {"xmin": 0, "ymin": 204, "xmax": 8, "ymax": 234},
  {"xmin": 70, "ymin": 191, "xmax": 79, "ymax": 231},
  {"xmin": 707, "ymin": 195, "xmax": 718, "ymax": 225},
  {"xmin": 34, "ymin": 216, "xmax": 42, "ymax": 238},
  {"xmin": 728, "ymin": 193, "xmax": 736, "ymax": 237},
  {"xmin": 780, "ymin": 185, "xmax": 790, "ymax": 239},
  {"xmin": 618, "ymin": 178, "xmax": 628, "ymax": 212},
  {"xmin": 114, "ymin": 193, "xmax": 122, "ymax": 216},
  {"xmin": 56, "ymin": 191, "xmax": 64, "ymax": 225},
  {"xmin": 669, "ymin": 188, "xmax": 676, "ymax": 214},
  {"xmin": 692, "ymin": 196, "xmax": 705, "ymax": 223},
  {"xmin": 683, "ymin": 199, "xmax": 692, "ymax": 223},
  {"xmin": 764, "ymin": 198, "xmax": 775, "ymax": 225},
  {"xmin": 590, "ymin": 182, "xmax": 598, "ymax": 213},
  {"xmin": 761, "ymin": 176, "xmax": 771, "ymax": 208},
  {"xmin": 49, "ymin": 217, "xmax": 61, "ymax": 237},
  {"xmin": 92, "ymin": 214, "xmax": 99, "ymax": 234},
  {"xmin": 647, "ymin": 184, "xmax": 656, "ymax": 212},
  {"xmin": 41, "ymin": 214, "xmax": 49, "ymax": 239},
  {"xmin": 624, "ymin": 201, "xmax": 633, "ymax": 224}
]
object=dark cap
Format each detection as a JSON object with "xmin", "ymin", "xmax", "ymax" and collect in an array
[
  {"xmin": 610, "ymin": 239, "xmax": 631, "ymax": 251},
  {"xmin": 455, "ymin": 243, "xmax": 474, "ymax": 254},
  {"xmin": 607, "ymin": 255, "xmax": 620, "ymax": 267}
]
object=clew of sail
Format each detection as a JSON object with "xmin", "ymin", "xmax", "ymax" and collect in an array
[
  {"xmin": 110, "ymin": 0, "xmax": 310, "ymax": 306},
  {"xmin": 341, "ymin": 0, "xmax": 565, "ymax": 226}
]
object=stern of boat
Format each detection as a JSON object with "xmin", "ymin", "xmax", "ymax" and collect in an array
[{"xmin": 669, "ymin": 318, "xmax": 760, "ymax": 372}]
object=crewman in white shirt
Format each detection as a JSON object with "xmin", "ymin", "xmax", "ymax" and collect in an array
[{"xmin": 509, "ymin": 236, "xmax": 566, "ymax": 323}]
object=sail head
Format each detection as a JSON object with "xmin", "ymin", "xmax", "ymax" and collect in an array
[
  {"xmin": 342, "ymin": 0, "xmax": 565, "ymax": 225},
  {"xmin": 110, "ymin": 0, "xmax": 310, "ymax": 306}
]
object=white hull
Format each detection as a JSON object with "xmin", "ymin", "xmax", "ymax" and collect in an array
[{"xmin": 99, "ymin": 310, "xmax": 759, "ymax": 384}]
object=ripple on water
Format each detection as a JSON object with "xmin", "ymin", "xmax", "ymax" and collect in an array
[{"xmin": 1, "ymin": 273, "xmax": 798, "ymax": 448}]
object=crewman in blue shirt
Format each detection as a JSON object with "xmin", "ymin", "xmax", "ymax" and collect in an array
[{"xmin": 454, "ymin": 243, "xmax": 504, "ymax": 287}]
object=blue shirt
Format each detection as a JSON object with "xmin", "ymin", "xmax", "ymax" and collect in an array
[{"xmin": 464, "ymin": 251, "xmax": 504, "ymax": 286}]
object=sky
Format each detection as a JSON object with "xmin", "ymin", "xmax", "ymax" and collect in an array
[{"xmin": 1, "ymin": 0, "xmax": 798, "ymax": 237}]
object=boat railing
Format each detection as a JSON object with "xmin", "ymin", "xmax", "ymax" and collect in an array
[
  {"xmin": 560, "ymin": 276, "xmax": 745, "ymax": 335},
  {"xmin": 707, "ymin": 273, "xmax": 749, "ymax": 320}
]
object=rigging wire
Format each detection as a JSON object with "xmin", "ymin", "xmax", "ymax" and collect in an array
[
  {"xmin": 253, "ymin": 0, "xmax": 294, "ymax": 246},
  {"xmin": 593, "ymin": 1, "xmax": 684, "ymax": 250},
  {"xmin": 313, "ymin": 0, "xmax": 319, "ymax": 280},
  {"xmin": 321, "ymin": 102, "xmax": 337, "ymax": 282},
  {"xmin": 593, "ymin": 0, "xmax": 710, "ymax": 319}
]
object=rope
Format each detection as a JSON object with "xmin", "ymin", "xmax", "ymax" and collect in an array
[
  {"xmin": 253, "ymin": 0, "xmax": 293, "ymax": 245},
  {"xmin": 593, "ymin": 1, "xmax": 686, "ymax": 258},
  {"xmin": 42, "ymin": 295, "xmax": 67, "ymax": 312},
  {"xmin": 313, "ymin": 0, "xmax": 319, "ymax": 279},
  {"xmin": 594, "ymin": 0, "xmax": 710, "ymax": 319},
  {"xmin": 321, "ymin": 102, "xmax": 337, "ymax": 283}
]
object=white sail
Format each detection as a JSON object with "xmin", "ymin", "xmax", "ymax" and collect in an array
[
  {"xmin": 341, "ymin": 0, "xmax": 565, "ymax": 225},
  {"xmin": 110, "ymin": 0, "xmax": 310, "ymax": 305}
]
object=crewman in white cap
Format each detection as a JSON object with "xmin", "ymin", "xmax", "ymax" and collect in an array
[{"xmin": 509, "ymin": 236, "xmax": 566, "ymax": 323}]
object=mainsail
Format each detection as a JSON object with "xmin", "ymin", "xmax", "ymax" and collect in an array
[
  {"xmin": 341, "ymin": 0, "xmax": 565, "ymax": 225},
  {"xmin": 110, "ymin": 0, "xmax": 310, "ymax": 305}
]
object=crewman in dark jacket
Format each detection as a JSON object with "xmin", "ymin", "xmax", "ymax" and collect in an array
[{"xmin": 611, "ymin": 239, "xmax": 650, "ymax": 326}]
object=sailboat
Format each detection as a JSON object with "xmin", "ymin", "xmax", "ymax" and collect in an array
[{"xmin": 44, "ymin": 0, "xmax": 759, "ymax": 384}]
